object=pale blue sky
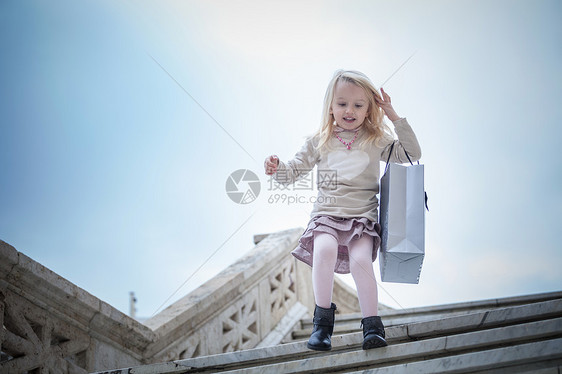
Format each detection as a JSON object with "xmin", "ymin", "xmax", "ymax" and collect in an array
[{"xmin": 1, "ymin": 0, "xmax": 561, "ymax": 317}]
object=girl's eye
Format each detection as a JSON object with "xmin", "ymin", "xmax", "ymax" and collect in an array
[
  {"xmin": 338, "ymin": 103, "xmax": 346, "ymax": 107},
  {"xmin": 355, "ymin": 104, "xmax": 363, "ymax": 108}
]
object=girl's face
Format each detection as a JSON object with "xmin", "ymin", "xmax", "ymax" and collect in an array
[{"xmin": 330, "ymin": 80, "xmax": 370, "ymax": 131}]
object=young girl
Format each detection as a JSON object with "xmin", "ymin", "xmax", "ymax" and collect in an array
[{"xmin": 264, "ymin": 70, "xmax": 421, "ymax": 351}]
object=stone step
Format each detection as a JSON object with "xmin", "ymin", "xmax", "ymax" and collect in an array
[
  {"xmin": 332, "ymin": 290, "xmax": 562, "ymax": 321},
  {"xmin": 294, "ymin": 290, "xmax": 562, "ymax": 338},
  {"xmin": 293, "ymin": 295, "xmax": 562, "ymax": 340},
  {"xmin": 92, "ymin": 297, "xmax": 562, "ymax": 374},
  {"xmin": 293, "ymin": 309, "xmax": 495, "ymax": 340},
  {"xmin": 347, "ymin": 338, "xmax": 562, "ymax": 374},
  {"xmin": 219, "ymin": 319, "xmax": 562, "ymax": 374}
]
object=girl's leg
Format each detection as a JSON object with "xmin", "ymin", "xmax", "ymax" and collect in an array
[
  {"xmin": 308, "ymin": 232, "xmax": 339, "ymax": 351},
  {"xmin": 348, "ymin": 235, "xmax": 378, "ymax": 317},
  {"xmin": 312, "ymin": 233, "xmax": 338, "ymax": 308},
  {"xmin": 349, "ymin": 234, "xmax": 387, "ymax": 349}
]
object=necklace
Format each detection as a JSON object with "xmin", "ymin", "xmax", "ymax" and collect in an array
[{"xmin": 335, "ymin": 130, "xmax": 359, "ymax": 150}]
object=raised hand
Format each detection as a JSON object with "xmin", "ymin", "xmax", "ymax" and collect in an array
[{"xmin": 375, "ymin": 87, "xmax": 401, "ymax": 122}]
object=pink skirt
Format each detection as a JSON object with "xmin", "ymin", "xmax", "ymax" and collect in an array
[{"xmin": 292, "ymin": 215, "xmax": 382, "ymax": 274}]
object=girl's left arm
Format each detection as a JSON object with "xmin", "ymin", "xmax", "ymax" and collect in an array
[
  {"xmin": 384, "ymin": 118, "xmax": 422, "ymax": 163},
  {"xmin": 377, "ymin": 88, "xmax": 422, "ymax": 163}
]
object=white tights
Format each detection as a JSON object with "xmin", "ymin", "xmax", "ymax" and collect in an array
[{"xmin": 312, "ymin": 233, "xmax": 379, "ymax": 317}]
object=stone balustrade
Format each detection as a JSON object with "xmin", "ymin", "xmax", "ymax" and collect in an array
[
  {"xmin": 0, "ymin": 239, "xmax": 156, "ymax": 372},
  {"xmin": 0, "ymin": 228, "xmax": 362, "ymax": 372}
]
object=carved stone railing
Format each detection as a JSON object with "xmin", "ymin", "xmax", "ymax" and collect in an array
[
  {"xmin": 1, "ymin": 228, "xmax": 362, "ymax": 372},
  {"xmin": 0, "ymin": 239, "xmax": 156, "ymax": 373},
  {"xmin": 141, "ymin": 228, "xmax": 325, "ymax": 362}
]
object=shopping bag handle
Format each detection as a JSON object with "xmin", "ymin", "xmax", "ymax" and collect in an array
[
  {"xmin": 383, "ymin": 142, "xmax": 395, "ymax": 174},
  {"xmin": 383, "ymin": 142, "xmax": 429, "ymax": 211},
  {"xmin": 383, "ymin": 142, "xmax": 418, "ymax": 173}
]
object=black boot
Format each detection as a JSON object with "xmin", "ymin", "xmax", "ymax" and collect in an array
[
  {"xmin": 361, "ymin": 316, "xmax": 387, "ymax": 350},
  {"xmin": 307, "ymin": 303, "xmax": 337, "ymax": 351}
]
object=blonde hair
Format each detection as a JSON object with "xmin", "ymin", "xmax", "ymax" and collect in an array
[{"xmin": 316, "ymin": 70, "xmax": 393, "ymax": 153}]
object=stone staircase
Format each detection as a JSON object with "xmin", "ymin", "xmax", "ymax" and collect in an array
[
  {"xmin": 93, "ymin": 291, "xmax": 562, "ymax": 373},
  {"xmin": 2, "ymin": 231, "xmax": 561, "ymax": 373}
]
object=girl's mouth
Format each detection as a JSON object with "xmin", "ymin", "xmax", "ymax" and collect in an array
[{"xmin": 343, "ymin": 117, "xmax": 355, "ymax": 123}]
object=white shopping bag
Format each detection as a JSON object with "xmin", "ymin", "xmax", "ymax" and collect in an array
[{"xmin": 379, "ymin": 148, "xmax": 426, "ymax": 284}]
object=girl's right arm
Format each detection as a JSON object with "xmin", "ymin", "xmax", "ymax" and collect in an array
[{"xmin": 264, "ymin": 137, "xmax": 319, "ymax": 186}]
